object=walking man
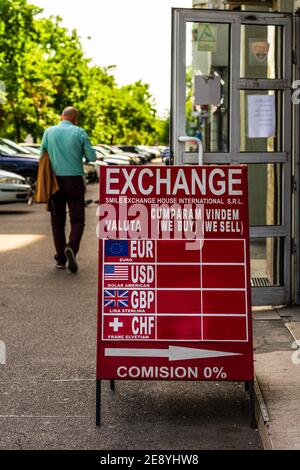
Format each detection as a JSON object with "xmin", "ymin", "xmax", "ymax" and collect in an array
[{"xmin": 40, "ymin": 106, "xmax": 96, "ymax": 273}]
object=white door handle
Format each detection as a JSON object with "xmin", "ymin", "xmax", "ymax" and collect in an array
[{"xmin": 178, "ymin": 136, "xmax": 204, "ymax": 165}]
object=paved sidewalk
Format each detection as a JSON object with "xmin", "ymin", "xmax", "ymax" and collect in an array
[
  {"xmin": 253, "ymin": 307, "xmax": 300, "ymax": 450},
  {"xmin": 2, "ymin": 182, "xmax": 300, "ymax": 450},
  {"xmin": 0, "ymin": 184, "xmax": 262, "ymax": 450}
]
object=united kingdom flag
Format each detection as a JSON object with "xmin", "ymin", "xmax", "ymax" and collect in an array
[{"xmin": 104, "ymin": 290, "xmax": 129, "ymax": 308}]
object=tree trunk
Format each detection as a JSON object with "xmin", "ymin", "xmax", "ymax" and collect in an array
[{"xmin": 15, "ymin": 118, "xmax": 21, "ymax": 143}]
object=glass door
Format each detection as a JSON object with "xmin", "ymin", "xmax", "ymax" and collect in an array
[{"xmin": 171, "ymin": 8, "xmax": 292, "ymax": 306}]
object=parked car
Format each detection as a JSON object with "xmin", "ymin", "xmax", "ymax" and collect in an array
[
  {"xmin": 138, "ymin": 145, "xmax": 162, "ymax": 160},
  {"xmin": 0, "ymin": 140, "xmax": 39, "ymax": 185},
  {"xmin": 82, "ymin": 158, "xmax": 98, "ymax": 183},
  {"xmin": 114, "ymin": 145, "xmax": 151, "ymax": 163},
  {"xmin": 0, "ymin": 169, "xmax": 32, "ymax": 204},
  {"xmin": 162, "ymin": 146, "xmax": 171, "ymax": 166},
  {"xmin": 92, "ymin": 150, "xmax": 133, "ymax": 180},
  {"xmin": 94, "ymin": 154, "xmax": 142, "ymax": 178},
  {"xmin": 97, "ymin": 144, "xmax": 142, "ymax": 165},
  {"xmin": 0, "ymin": 138, "xmax": 38, "ymax": 156},
  {"xmin": 93, "ymin": 146, "xmax": 133, "ymax": 166},
  {"xmin": 18, "ymin": 143, "xmax": 41, "ymax": 155},
  {"xmin": 89, "ymin": 160, "xmax": 110, "ymax": 179}
]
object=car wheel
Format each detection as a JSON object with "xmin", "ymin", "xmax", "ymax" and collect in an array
[{"xmin": 23, "ymin": 174, "xmax": 37, "ymax": 189}]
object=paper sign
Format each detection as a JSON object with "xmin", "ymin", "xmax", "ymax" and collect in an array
[
  {"xmin": 194, "ymin": 75, "xmax": 221, "ymax": 106},
  {"xmin": 197, "ymin": 24, "xmax": 217, "ymax": 52},
  {"xmin": 249, "ymin": 39, "xmax": 270, "ymax": 66},
  {"xmin": 248, "ymin": 95, "xmax": 275, "ymax": 138}
]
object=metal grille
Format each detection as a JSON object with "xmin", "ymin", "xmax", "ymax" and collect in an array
[{"xmin": 251, "ymin": 277, "xmax": 271, "ymax": 287}]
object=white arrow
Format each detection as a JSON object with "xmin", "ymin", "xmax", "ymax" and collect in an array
[{"xmin": 105, "ymin": 346, "xmax": 242, "ymax": 362}]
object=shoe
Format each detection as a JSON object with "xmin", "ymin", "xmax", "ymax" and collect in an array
[
  {"xmin": 56, "ymin": 263, "xmax": 66, "ymax": 270},
  {"xmin": 84, "ymin": 199, "xmax": 93, "ymax": 207},
  {"xmin": 65, "ymin": 246, "xmax": 78, "ymax": 273}
]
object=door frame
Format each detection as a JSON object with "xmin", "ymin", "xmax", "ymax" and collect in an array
[
  {"xmin": 171, "ymin": 8, "xmax": 293, "ymax": 306},
  {"xmin": 294, "ymin": 14, "xmax": 300, "ymax": 304}
]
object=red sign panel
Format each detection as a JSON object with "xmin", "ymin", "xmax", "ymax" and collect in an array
[{"xmin": 97, "ymin": 166, "xmax": 254, "ymax": 381}]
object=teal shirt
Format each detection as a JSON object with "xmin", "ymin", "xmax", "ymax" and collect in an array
[{"xmin": 40, "ymin": 121, "xmax": 96, "ymax": 176}]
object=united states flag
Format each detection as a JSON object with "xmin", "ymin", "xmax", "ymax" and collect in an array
[
  {"xmin": 104, "ymin": 265, "xmax": 129, "ymax": 281},
  {"xmin": 104, "ymin": 290, "xmax": 129, "ymax": 308}
]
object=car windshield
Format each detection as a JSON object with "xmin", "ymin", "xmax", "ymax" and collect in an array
[
  {"xmin": 0, "ymin": 142, "xmax": 17, "ymax": 156},
  {"xmin": 1, "ymin": 138, "xmax": 32, "ymax": 155},
  {"xmin": 94, "ymin": 147, "xmax": 106, "ymax": 158},
  {"xmin": 25, "ymin": 146, "xmax": 40, "ymax": 155},
  {"xmin": 97, "ymin": 145, "xmax": 112, "ymax": 156}
]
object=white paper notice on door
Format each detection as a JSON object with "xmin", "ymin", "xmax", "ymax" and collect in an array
[
  {"xmin": 248, "ymin": 95, "xmax": 276, "ymax": 138},
  {"xmin": 194, "ymin": 75, "xmax": 221, "ymax": 106}
]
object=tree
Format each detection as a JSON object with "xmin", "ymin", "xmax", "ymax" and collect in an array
[
  {"xmin": 0, "ymin": 0, "xmax": 167, "ymax": 144},
  {"xmin": 0, "ymin": 0, "xmax": 91, "ymax": 140},
  {"xmin": 155, "ymin": 114, "xmax": 170, "ymax": 146},
  {"xmin": 0, "ymin": 0, "xmax": 42, "ymax": 140}
]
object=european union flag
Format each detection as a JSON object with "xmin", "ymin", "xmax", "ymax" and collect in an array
[{"xmin": 105, "ymin": 240, "xmax": 129, "ymax": 257}]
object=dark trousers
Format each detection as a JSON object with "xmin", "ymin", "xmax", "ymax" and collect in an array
[{"xmin": 49, "ymin": 176, "xmax": 85, "ymax": 264}]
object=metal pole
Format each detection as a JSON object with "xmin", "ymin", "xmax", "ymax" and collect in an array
[
  {"xmin": 110, "ymin": 379, "xmax": 115, "ymax": 391},
  {"xmin": 249, "ymin": 381, "xmax": 257, "ymax": 429},
  {"xmin": 96, "ymin": 379, "xmax": 101, "ymax": 427}
]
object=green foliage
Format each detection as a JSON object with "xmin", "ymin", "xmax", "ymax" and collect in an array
[
  {"xmin": 155, "ymin": 115, "xmax": 170, "ymax": 146},
  {"xmin": 0, "ymin": 0, "xmax": 167, "ymax": 144}
]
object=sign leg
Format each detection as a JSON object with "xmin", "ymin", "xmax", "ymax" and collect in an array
[
  {"xmin": 96, "ymin": 379, "xmax": 101, "ymax": 427},
  {"xmin": 249, "ymin": 381, "xmax": 257, "ymax": 429},
  {"xmin": 110, "ymin": 379, "xmax": 115, "ymax": 391}
]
